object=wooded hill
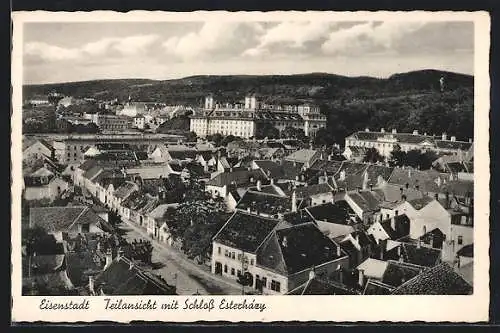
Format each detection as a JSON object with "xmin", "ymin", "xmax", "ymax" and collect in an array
[{"xmin": 24, "ymin": 69, "xmax": 474, "ymax": 143}]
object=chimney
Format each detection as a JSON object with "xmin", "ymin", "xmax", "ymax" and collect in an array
[
  {"xmin": 451, "ymin": 136, "xmax": 456, "ymax": 142},
  {"xmin": 442, "ymin": 133, "xmax": 447, "ymax": 141},
  {"xmin": 336, "ymin": 244, "xmax": 342, "ymax": 257},
  {"xmin": 117, "ymin": 247, "xmax": 124, "ymax": 261},
  {"xmin": 105, "ymin": 249, "xmax": 113, "ymax": 269},
  {"xmin": 270, "ymin": 178, "xmax": 274, "ymax": 185},
  {"xmin": 412, "ymin": 130, "xmax": 418, "ymax": 135},
  {"xmin": 282, "ymin": 236, "xmax": 288, "ymax": 248},
  {"xmin": 392, "ymin": 129, "xmax": 397, "ymax": 134},
  {"xmin": 308, "ymin": 268, "xmax": 315, "ymax": 281},
  {"xmin": 365, "ymin": 128, "xmax": 370, "ymax": 132},
  {"xmin": 355, "ymin": 233, "xmax": 360, "ymax": 246},
  {"xmin": 390, "ymin": 217, "xmax": 396, "ymax": 231},
  {"xmin": 362, "ymin": 171, "xmax": 369, "ymax": 190},
  {"xmin": 291, "ymin": 190, "xmax": 297, "ymax": 213},
  {"xmin": 358, "ymin": 269, "xmax": 365, "ymax": 286},
  {"xmin": 468, "ymin": 138, "xmax": 472, "ymax": 143},
  {"xmin": 256, "ymin": 180, "xmax": 262, "ymax": 191},
  {"xmin": 397, "ymin": 246, "xmax": 403, "ymax": 262},
  {"xmin": 380, "ymin": 128, "xmax": 385, "ymax": 133},
  {"xmin": 339, "ymin": 170, "xmax": 346, "ymax": 181},
  {"xmin": 89, "ymin": 275, "xmax": 95, "ymax": 294}
]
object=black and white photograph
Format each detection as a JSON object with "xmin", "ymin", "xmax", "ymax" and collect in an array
[{"xmin": 11, "ymin": 11, "xmax": 490, "ymax": 322}]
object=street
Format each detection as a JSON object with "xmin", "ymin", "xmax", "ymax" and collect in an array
[{"xmin": 118, "ymin": 219, "xmax": 242, "ymax": 296}]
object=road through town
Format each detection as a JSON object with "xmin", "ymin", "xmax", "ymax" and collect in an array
[{"xmin": 119, "ymin": 219, "xmax": 242, "ymax": 296}]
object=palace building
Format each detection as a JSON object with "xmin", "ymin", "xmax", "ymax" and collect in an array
[
  {"xmin": 344, "ymin": 128, "xmax": 473, "ymax": 160},
  {"xmin": 190, "ymin": 95, "xmax": 327, "ymax": 139}
]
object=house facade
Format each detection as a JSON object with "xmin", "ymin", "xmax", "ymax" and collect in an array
[{"xmin": 344, "ymin": 129, "xmax": 472, "ymax": 159}]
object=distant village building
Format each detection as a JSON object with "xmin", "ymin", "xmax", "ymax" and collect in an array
[
  {"xmin": 23, "ymin": 139, "xmax": 55, "ymax": 162},
  {"xmin": 190, "ymin": 95, "xmax": 327, "ymax": 139},
  {"xmin": 23, "ymin": 167, "xmax": 69, "ymax": 202},
  {"xmin": 26, "ymin": 96, "xmax": 50, "ymax": 106}
]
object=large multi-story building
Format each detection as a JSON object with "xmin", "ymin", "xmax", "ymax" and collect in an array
[
  {"xmin": 344, "ymin": 128, "xmax": 473, "ymax": 160},
  {"xmin": 190, "ymin": 95, "xmax": 327, "ymax": 139},
  {"xmin": 95, "ymin": 114, "xmax": 133, "ymax": 132}
]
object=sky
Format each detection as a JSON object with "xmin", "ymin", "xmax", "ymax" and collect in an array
[{"xmin": 22, "ymin": 20, "xmax": 474, "ymax": 84}]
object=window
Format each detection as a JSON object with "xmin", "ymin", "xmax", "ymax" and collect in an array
[
  {"xmin": 81, "ymin": 223, "xmax": 90, "ymax": 233},
  {"xmin": 458, "ymin": 236, "xmax": 463, "ymax": 245},
  {"xmin": 225, "ymin": 249, "xmax": 229, "ymax": 257},
  {"xmin": 250, "ymin": 259, "xmax": 254, "ymax": 266},
  {"xmin": 218, "ymin": 247, "xmax": 221, "ymax": 255},
  {"xmin": 262, "ymin": 277, "xmax": 267, "ymax": 288},
  {"xmin": 271, "ymin": 280, "xmax": 281, "ymax": 292},
  {"xmin": 237, "ymin": 253, "xmax": 242, "ymax": 261},
  {"xmin": 224, "ymin": 265, "xmax": 227, "ymax": 273},
  {"xmin": 231, "ymin": 268, "xmax": 235, "ymax": 276},
  {"xmin": 395, "ymin": 210, "xmax": 399, "ymax": 216},
  {"xmin": 237, "ymin": 270, "xmax": 241, "ymax": 276},
  {"xmin": 231, "ymin": 252, "xmax": 235, "ymax": 259}
]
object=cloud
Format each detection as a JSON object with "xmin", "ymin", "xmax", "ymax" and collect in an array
[
  {"xmin": 162, "ymin": 21, "xmax": 264, "ymax": 60},
  {"xmin": 112, "ymin": 34, "xmax": 160, "ymax": 55},
  {"xmin": 24, "ymin": 42, "xmax": 81, "ymax": 61},
  {"xmin": 241, "ymin": 21, "xmax": 335, "ymax": 58},
  {"xmin": 25, "ymin": 34, "xmax": 160, "ymax": 62},
  {"xmin": 321, "ymin": 21, "xmax": 426, "ymax": 55},
  {"xmin": 81, "ymin": 38, "xmax": 117, "ymax": 56}
]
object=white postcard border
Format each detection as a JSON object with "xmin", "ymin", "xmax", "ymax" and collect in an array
[{"xmin": 11, "ymin": 10, "xmax": 491, "ymax": 323}]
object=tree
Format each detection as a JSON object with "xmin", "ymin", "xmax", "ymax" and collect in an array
[
  {"xmin": 281, "ymin": 126, "xmax": 306, "ymax": 142},
  {"xmin": 255, "ymin": 123, "xmax": 280, "ymax": 140},
  {"xmin": 108, "ymin": 211, "xmax": 123, "ymax": 226},
  {"xmin": 185, "ymin": 131, "xmax": 198, "ymax": 142},
  {"xmin": 162, "ymin": 174, "xmax": 186, "ymax": 203},
  {"xmin": 419, "ymin": 151, "xmax": 439, "ymax": 170},
  {"xmin": 165, "ymin": 187, "xmax": 229, "ymax": 261},
  {"xmin": 220, "ymin": 135, "xmax": 238, "ymax": 147},
  {"xmin": 363, "ymin": 147, "xmax": 384, "ymax": 163},
  {"xmin": 124, "ymin": 239, "xmax": 154, "ymax": 264},
  {"xmin": 22, "ymin": 226, "xmax": 60, "ymax": 256},
  {"xmin": 313, "ymin": 127, "xmax": 335, "ymax": 146},
  {"xmin": 388, "ymin": 144, "xmax": 407, "ymax": 167},
  {"xmin": 405, "ymin": 149, "xmax": 422, "ymax": 168},
  {"xmin": 237, "ymin": 271, "xmax": 253, "ymax": 287},
  {"xmin": 207, "ymin": 133, "xmax": 224, "ymax": 147}
]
